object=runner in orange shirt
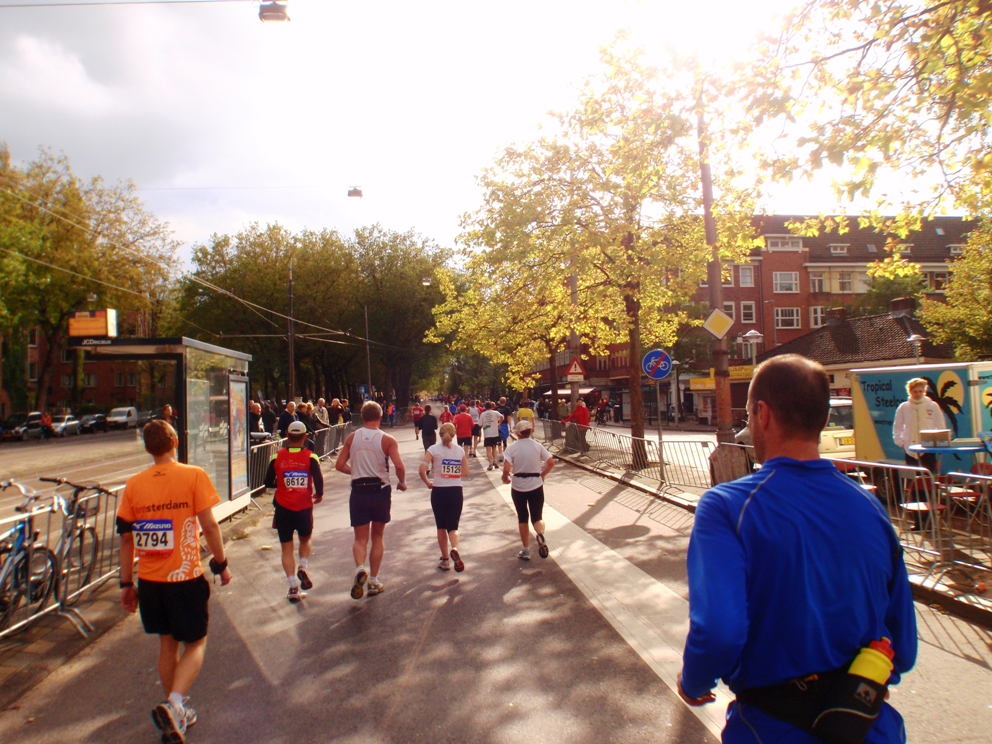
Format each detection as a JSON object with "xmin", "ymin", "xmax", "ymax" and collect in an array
[{"xmin": 117, "ymin": 420, "xmax": 232, "ymax": 744}]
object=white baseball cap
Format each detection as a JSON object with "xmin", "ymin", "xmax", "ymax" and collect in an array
[
  {"xmin": 287, "ymin": 421, "xmax": 307, "ymax": 435},
  {"xmin": 515, "ymin": 419, "xmax": 533, "ymax": 433}
]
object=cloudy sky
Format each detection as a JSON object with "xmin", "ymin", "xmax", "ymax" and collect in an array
[{"xmin": 2, "ymin": 0, "xmax": 823, "ymax": 261}]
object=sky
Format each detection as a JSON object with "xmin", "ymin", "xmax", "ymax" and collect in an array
[{"xmin": 0, "ymin": 0, "xmax": 834, "ymax": 263}]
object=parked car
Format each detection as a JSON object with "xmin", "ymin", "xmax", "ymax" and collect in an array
[
  {"xmin": 50, "ymin": 415, "xmax": 81, "ymax": 437},
  {"xmin": 12, "ymin": 411, "xmax": 44, "ymax": 441},
  {"xmin": 79, "ymin": 414, "xmax": 108, "ymax": 434},
  {"xmin": 136, "ymin": 410, "xmax": 156, "ymax": 428},
  {"xmin": 1, "ymin": 413, "xmax": 28, "ymax": 441},
  {"xmin": 107, "ymin": 406, "xmax": 138, "ymax": 430}
]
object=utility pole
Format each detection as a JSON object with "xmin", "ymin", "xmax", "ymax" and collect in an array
[
  {"xmin": 364, "ymin": 305, "xmax": 373, "ymax": 401},
  {"xmin": 697, "ymin": 103, "xmax": 733, "ymax": 444},
  {"xmin": 569, "ymin": 254, "xmax": 579, "ymax": 410},
  {"xmin": 288, "ymin": 259, "xmax": 295, "ymax": 403}
]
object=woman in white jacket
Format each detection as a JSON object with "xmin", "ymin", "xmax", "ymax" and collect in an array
[{"xmin": 893, "ymin": 377, "xmax": 945, "ymax": 472}]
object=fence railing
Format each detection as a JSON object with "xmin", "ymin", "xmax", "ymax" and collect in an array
[
  {"xmin": 0, "ymin": 485, "xmax": 122, "ymax": 640},
  {"xmin": 248, "ymin": 423, "xmax": 347, "ymax": 499}
]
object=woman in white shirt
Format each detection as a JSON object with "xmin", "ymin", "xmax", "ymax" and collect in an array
[
  {"xmin": 893, "ymin": 377, "xmax": 945, "ymax": 472},
  {"xmin": 419, "ymin": 422, "xmax": 470, "ymax": 572},
  {"xmin": 501, "ymin": 420, "xmax": 555, "ymax": 560}
]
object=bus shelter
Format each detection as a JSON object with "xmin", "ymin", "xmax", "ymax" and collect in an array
[{"xmin": 67, "ymin": 336, "xmax": 253, "ymax": 521}]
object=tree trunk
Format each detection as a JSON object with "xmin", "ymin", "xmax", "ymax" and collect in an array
[
  {"xmin": 625, "ymin": 295, "xmax": 647, "ymax": 469},
  {"xmin": 548, "ymin": 348, "xmax": 560, "ymax": 420},
  {"xmin": 35, "ymin": 325, "xmax": 62, "ymax": 411}
]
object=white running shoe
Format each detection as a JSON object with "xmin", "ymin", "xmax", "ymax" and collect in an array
[
  {"xmin": 152, "ymin": 701, "xmax": 187, "ymax": 744},
  {"xmin": 518, "ymin": 548, "xmax": 531, "ymax": 561},
  {"xmin": 438, "ymin": 557, "xmax": 452, "ymax": 570},
  {"xmin": 367, "ymin": 578, "xmax": 384, "ymax": 596}
]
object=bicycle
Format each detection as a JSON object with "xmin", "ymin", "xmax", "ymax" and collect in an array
[
  {"xmin": 39, "ymin": 477, "xmax": 109, "ymax": 607},
  {"xmin": 0, "ymin": 480, "xmax": 59, "ymax": 631}
]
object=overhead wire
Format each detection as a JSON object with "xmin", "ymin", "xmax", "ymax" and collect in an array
[
  {"xmin": 0, "ymin": 1, "xmax": 251, "ymax": 8},
  {"xmin": 0, "ymin": 176, "xmax": 413, "ymax": 352}
]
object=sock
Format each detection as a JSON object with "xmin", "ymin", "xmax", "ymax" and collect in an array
[
  {"xmin": 288, "ymin": 575, "xmax": 299, "ymax": 589},
  {"xmin": 299, "ymin": 557, "xmax": 309, "ymax": 569},
  {"xmin": 370, "ymin": 575, "xmax": 377, "ymax": 583},
  {"xmin": 168, "ymin": 692, "xmax": 184, "ymax": 710}
]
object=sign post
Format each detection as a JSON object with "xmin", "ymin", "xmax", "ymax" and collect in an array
[{"xmin": 642, "ymin": 349, "xmax": 672, "ymax": 483}]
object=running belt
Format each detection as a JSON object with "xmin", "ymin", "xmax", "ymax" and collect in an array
[{"xmin": 515, "ymin": 473, "xmax": 541, "ymax": 477}]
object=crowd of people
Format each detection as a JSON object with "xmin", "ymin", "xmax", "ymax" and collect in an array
[{"xmin": 116, "ymin": 363, "xmax": 918, "ymax": 744}]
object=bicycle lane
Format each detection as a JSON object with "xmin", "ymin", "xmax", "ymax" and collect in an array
[{"xmin": 0, "ymin": 429, "xmax": 716, "ymax": 744}]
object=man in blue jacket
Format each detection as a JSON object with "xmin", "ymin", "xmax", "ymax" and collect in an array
[{"xmin": 678, "ymin": 354, "xmax": 917, "ymax": 743}]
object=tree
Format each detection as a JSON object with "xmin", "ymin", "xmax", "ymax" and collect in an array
[
  {"xmin": 0, "ymin": 146, "xmax": 177, "ymax": 410},
  {"xmin": 753, "ymin": 1, "xmax": 992, "ymax": 215},
  {"xmin": 918, "ymin": 222, "xmax": 992, "ymax": 359},
  {"xmin": 457, "ymin": 38, "xmax": 757, "ymax": 453}
]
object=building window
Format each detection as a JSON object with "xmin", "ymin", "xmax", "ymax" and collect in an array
[
  {"xmin": 829, "ymin": 244, "xmax": 848, "ymax": 255},
  {"xmin": 838, "ymin": 272, "xmax": 853, "ymax": 293},
  {"xmin": 773, "ymin": 272, "xmax": 800, "ymax": 293},
  {"xmin": 722, "ymin": 269, "xmax": 734, "ymax": 287},
  {"xmin": 84, "ymin": 373, "xmax": 98, "ymax": 388},
  {"xmin": 723, "ymin": 302, "xmax": 735, "ymax": 321},
  {"xmin": 127, "ymin": 372, "xmax": 137, "ymax": 387},
  {"xmin": 810, "ymin": 306, "xmax": 826, "ymax": 328},
  {"xmin": 809, "ymin": 272, "xmax": 825, "ymax": 293},
  {"xmin": 596, "ymin": 356, "xmax": 608, "ymax": 371},
  {"xmin": 28, "ymin": 328, "xmax": 38, "ymax": 347},
  {"xmin": 775, "ymin": 308, "xmax": 801, "ymax": 329},
  {"xmin": 928, "ymin": 272, "xmax": 948, "ymax": 292},
  {"xmin": 857, "ymin": 273, "xmax": 871, "ymax": 293},
  {"xmin": 741, "ymin": 301, "xmax": 756, "ymax": 323},
  {"xmin": 61, "ymin": 374, "xmax": 73, "ymax": 389},
  {"xmin": 738, "ymin": 265, "xmax": 754, "ymax": 287},
  {"xmin": 766, "ymin": 237, "xmax": 803, "ymax": 250},
  {"xmin": 115, "ymin": 373, "xmax": 125, "ymax": 387},
  {"xmin": 949, "ymin": 244, "xmax": 965, "ymax": 255},
  {"xmin": 867, "ymin": 243, "xmax": 877, "ymax": 253},
  {"xmin": 28, "ymin": 361, "xmax": 38, "ymax": 381}
]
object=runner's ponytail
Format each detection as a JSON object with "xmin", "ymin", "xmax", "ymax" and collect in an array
[{"xmin": 439, "ymin": 422, "xmax": 456, "ymax": 445}]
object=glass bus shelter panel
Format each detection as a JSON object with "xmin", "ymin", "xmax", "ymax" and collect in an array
[{"xmin": 185, "ymin": 348, "xmax": 249, "ymax": 501}]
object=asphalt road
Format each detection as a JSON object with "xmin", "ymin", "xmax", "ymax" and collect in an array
[{"xmin": 0, "ymin": 427, "xmax": 990, "ymax": 743}]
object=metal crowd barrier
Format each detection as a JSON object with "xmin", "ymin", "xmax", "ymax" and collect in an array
[{"xmin": 0, "ymin": 485, "xmax": 122, "ymax": 640}]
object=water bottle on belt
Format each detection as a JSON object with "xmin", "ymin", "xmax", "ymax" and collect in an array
[{"xmin": 812, "ymin": 638, "xmax": 895, "ymax": 744}]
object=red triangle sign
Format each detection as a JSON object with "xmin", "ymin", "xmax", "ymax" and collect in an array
[{"xmin": 566, "ymin": 358, "xmax": 586, "ymax": 376}]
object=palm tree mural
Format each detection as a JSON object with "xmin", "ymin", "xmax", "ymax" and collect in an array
[{"xmin": 924, "ymin": 376, "xmax": 961, "ymax": 436}]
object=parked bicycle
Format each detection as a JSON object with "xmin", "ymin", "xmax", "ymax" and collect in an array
[
  {"xmin": 0, "ymin": 480, "xmax": 59, "ymax": 631},
  {"xmin": 39, "ymin": 477, "xmax": 111, "ymax": 607}
]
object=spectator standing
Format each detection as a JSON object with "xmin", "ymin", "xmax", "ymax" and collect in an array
[
  {"xmin": 677, "ymin": 355, "xmax": 916, "ymax": 744},
  {"xmin": 277, "ymin": 402, "xmax": 298, "ymax": 439},
  {"xmin": 248, "ymin": 402, "xmax": 263, "ymax": 435},
  {"xmin": 261, "ymin": 402, "xmax": 277, "ymax": 435},
  {"xmin": 893, "ymin": 377, "xmax": 945, "ymax": 473},
  {"xmin": 563, "ymin": 399, "xmax": 591, "ymax": 454}
]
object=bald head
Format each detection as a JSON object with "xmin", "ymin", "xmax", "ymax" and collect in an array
[{"xmin": 748, "ymin": 354, "xmax": 829, "ymax": 441}]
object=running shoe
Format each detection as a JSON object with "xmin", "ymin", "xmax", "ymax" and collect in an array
[
  {"xmin": 517, "ymin": 548, "xmax": 531, "ymax": 561},
  {"xmin": 536, "ymin": 533, "xmax": 549, "ymax": 559},
  {"xmin": 181, "ymin": 698, "xmax": 197, "ymax": 728},
  {"xmin": 438, "ymin": 557, "xmax": 452, "ymax": 571},
  {"xmin": 297, "ymin": 566, "xmax": 313, "ymax": 590},
  {"xmin": 367, "ymin": 578, "xmax": 384, "ymax": 596},
  {"xmin": 351, "ymin": 566, "xmax": 369, "ymax": 600},
  {"xmin": 287, "ymin": 585, "xmax": 306, "ymax": 602},
  {"xmin": 486, "ymin": 463, "xmax": 493, "ymax": 471},
  {"xmin": 152, "ymin": 701, "xmax": 187, "ymax": 744},
  {"xmin": 450, "ymin": 548, "xmax": 465, "ymax": 573}
]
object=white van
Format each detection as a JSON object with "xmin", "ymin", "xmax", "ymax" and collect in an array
[
  {"xmin": 107, "ymin": 406, "xmax": 138, "ymax": 430},
  {"xmin": 819, "ymin": 398, "xmax": 855, "ymax": 459}
]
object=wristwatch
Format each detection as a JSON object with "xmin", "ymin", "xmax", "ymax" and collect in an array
[{"xmin": 119, "ymin": 580, "xmax": 134, "ymax": 589}]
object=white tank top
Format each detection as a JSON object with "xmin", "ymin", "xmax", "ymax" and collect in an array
[{"xmin": 350, "ymin": 428, "xmax": 390, "ymax": 482}]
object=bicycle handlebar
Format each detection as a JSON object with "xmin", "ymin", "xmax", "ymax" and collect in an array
[
  {"xmin": 38, "ymin": 476, "xmax": 115, "ymax": 496},
  {"xmin": 1, "ymin": 480, "xmax": 36, "ymax": 496}
]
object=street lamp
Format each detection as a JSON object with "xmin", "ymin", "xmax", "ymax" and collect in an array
[
  {"xmin": 259, "ymin": 2, "xmax": 289, "ymax": 22},
  {"xmin": 742, "ymin": 329, "xmax": 764, "ymax": 363},
  {"xmin": 671, "ymin": 360, "xmax": 682, "ymax": 425},
  {"xmin": 422, "ymin": 277, "xmax": 432, "ymax": 286},
  {"xmin": 907, "ymin": 333, "xmax": 926, "ymax": 364}
]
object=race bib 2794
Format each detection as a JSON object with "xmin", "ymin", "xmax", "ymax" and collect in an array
[{"xmin": 133, "ymin": 519, "xmax": 174, "ymax": 554}]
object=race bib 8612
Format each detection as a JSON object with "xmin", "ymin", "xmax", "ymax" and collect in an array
[{"xmin": 283, "ymin": 470, "xmax": 309, "ymax": 489}]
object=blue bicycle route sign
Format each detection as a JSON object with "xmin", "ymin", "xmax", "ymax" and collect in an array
[{"xmin": 641, "ymin": 349, "xmax": 672, "ymax": 380}]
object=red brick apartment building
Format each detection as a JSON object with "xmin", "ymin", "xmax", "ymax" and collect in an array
[{"xmin": 530, "ymin": 215, "xmax": 974, "ymax": 421}]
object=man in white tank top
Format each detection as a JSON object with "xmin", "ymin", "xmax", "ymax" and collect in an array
[{"xmin": 335, "ymin": 401, "xmax": 407, "ymax": 599}]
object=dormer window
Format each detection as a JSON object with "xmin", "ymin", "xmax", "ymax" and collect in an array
[
  {"xmin": 867, "ymin": 243, "xmax": 877, "ymax": 253},
  {"xmin": 949, "ymin": 244, "xmax": 965, "ymax": 255},
  {"xmin": 829, "ymin": 244, "xmax": 848, "ymax": 255},
  {"xmin": 894, "ymin": 244, "xmax": 912, "ymax": 255},
  {"xmin": 935, "ymin": 227, "xmax": 945, "ymax": 236},
  {"xmin": 765, "ymin": 237, "xmax": 803, "ymax": 251}
]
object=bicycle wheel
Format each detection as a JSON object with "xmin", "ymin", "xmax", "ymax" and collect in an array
[
  {"xmin": 26, "ymin": 547, "xmax": 58, "ymax": 615},
  {"xmin": 61, "ymin": 526, "xmax": 98, "ymax": 607},
  {"xmin": 0, "ymin": 550, "xmax": 21, "ymax": 630}
]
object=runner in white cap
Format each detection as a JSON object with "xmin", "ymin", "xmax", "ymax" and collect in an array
[{"xmin": 500, "ymin": 419, "xmax": 555, "ymax": 560}]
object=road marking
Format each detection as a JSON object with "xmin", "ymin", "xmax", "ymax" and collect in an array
[{"xmin": 485, "ymin": 469, "xmax": 730, "ymax": 740}]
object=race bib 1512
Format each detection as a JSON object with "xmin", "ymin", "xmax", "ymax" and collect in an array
[{"xmin": 440, "ymin": 458, "xmax": 461, "ymax": 478}]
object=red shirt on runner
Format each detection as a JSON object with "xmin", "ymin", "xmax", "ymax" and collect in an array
[{"xmin": 453, "ymin": 412, "xmax": 474, "ymax": 439}]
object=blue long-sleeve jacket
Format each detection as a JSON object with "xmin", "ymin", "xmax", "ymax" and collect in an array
[{"xmin": 681, "ymin": 457, "xmax": 917, "ymax": 700}]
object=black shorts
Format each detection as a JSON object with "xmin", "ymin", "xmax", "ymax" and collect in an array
[
  {"xmin": 483, "ymin": 436, "xmax": 500, "ymax": 448},
  {"xmin": 457, "ymin": 436, "xmax": 472, "ymax": 447},
  {"xmin": 430, "ymin": 486, "xmax": 463, "ymax": 532},
  {"xmin": 138, "ymin": 575, "xmax": 210, "ymax": 643},
  {"xmin": 472, "ymin": 424, "xmax": 482, "ymax": 437},
  {"xmin": 350, "ymin": 483, "xmax": 392, "ymax": 526},
  {"xmin": 422, "ymin": 435, "xmax": 436, "ymax": 451},
  {"xmin": 511, "ymin": 486, "xmax": 545, "ymax": 525},
  {"xmin": 274, "ymin": 502, "xmax": 314, "ymax": 543}
]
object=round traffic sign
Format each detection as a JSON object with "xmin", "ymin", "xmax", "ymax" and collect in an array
[{"xmin": 642, "ymin": 349, "xmax": 672, "ymax": 380}]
